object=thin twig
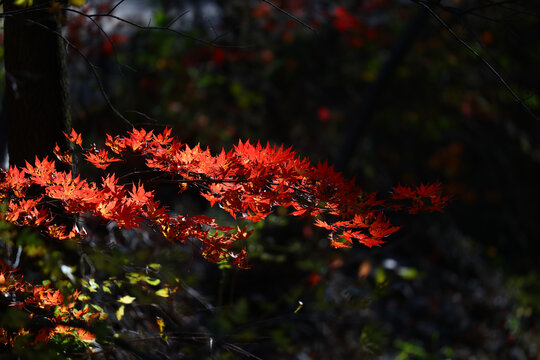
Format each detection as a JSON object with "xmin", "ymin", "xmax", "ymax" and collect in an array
[
  {"xmin": 64, "ymin": 36, "xmax": 134, "ymax": 127},
  {"xmin": 413, "ymin": 0, "xmax": 539, "ymax": 122},
  {"xmin": 21, "ymin": 18, "xmax": 131, "ymax": 127},
  {"xmin": 167, "ymin": 9, "xmax": 190, "ymax": 28},
  {"xmin": 108, "ymin": 0, "xmax": 126, "ymax": 15},
  {"xmin": 79, "ymin": 8, "xmax": 124, "ymax": 64},
  {"xmin": 260, "ymin": 0, "xmax": 316, "ymax": 32},
  {"xmin": 0, "ymin": 4, "xmax": 50, "ymax": 17},
  {"xmin": 64, "ymin": 8, "xmax": 250, "ymax": 48},
  {"xmin": 125, "ymin": 110, "xmax": 158, "ymax": 123}
]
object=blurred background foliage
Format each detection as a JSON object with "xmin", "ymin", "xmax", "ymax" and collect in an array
[{"xmin": 1, "ymin": 0, "xmax": 540, "ymax": 358}]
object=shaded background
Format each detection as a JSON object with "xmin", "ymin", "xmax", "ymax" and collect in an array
[{"xmin": 2, "ymin": 0, "xmax": 540, "ymax": 358}]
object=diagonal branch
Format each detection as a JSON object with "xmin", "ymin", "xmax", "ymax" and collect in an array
[
  {"xmin": 259, "ymin": 0, "xmax": 316, "ymax": 33},
  {"xmin": 25, "ymin": 18, "xmax": 133, "ymax": 127},
  {"xmin": 413, "ymin": 0, "xmax": 539, "ymax": 123},
  {"xmin": 64, "ymin": 7, "xmax": 250, "ymax": 48}
]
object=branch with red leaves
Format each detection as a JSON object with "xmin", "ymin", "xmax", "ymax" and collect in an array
[
  {"xmin": 0, "ymin": 262, "xmax": 100, "ymax": 346},
  {"xmin": 0, "ymin": 128, "xmax": 448, "ymax": 268}
]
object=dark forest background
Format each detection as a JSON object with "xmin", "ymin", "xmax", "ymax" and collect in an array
[{"xmin": 1, "ymin": 0, "xmax": 540, "ymax": 358}]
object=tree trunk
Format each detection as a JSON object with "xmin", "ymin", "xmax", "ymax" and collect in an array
[{"xmin": 4, "ymin": 0, "xmax": 71, "ymax": 167}]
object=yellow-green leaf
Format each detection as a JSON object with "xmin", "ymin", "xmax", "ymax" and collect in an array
[
  {"xmin": 117, "ymin": 295, "xmax": 136, "ymax": 304},
  {"xmin": 68, "ymin": 0, "xmax": 85, "ymax": 6},
  {"xmin": 78, "ymin": 294, "xmax": 90, "ymax": 301},
  {"xmin": 91, "ymin": 304, "xmax": 104, "ymax": 312},
  {"xmin": 145, "ymin": 278, "xmax": 161, "ymax": 286},
  {"xmin": 127, "ymin": 272, "xmax": 142, "ymax": 284},
  {"xmin": 14, "ymin": 0, "xmax": 34, "ymax": 7},
  {"xmin": 155, "ymin": 288, "xmax": 169, "ymax": 297},
  {"xmin": 116, "ymin": 305, "xmax": 125, "ymax": 320}
]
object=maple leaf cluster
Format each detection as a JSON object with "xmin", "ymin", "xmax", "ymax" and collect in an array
[
  {"xmin": 0, "ymin": 261, "xmax": 100, "ymax": 347},
  {"xmin": 0, "ymin": 128, "xmax": 448, "ymax": 268},
  {"xmin": 333, "ymin": 7, "xmax": 361, "ymax": 33}
]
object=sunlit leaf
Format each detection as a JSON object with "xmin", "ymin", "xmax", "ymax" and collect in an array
[
  {"xmin": 91, "ymin": 304, "xmax": 104, "ymax": 313},
  {"xmin": 156, "ymin": 317, "xmax": 167, "ymax": 341},
  {"xmin": 68, "ymin": 0, "xmax": 85, "ymax": 6},
  {"xmin": 397, "ymin": 267, "xmax": 419, "ymax": 280},
  {"xmin": 117, "ymin": 295, "xmax": 136, "ymax": 304},
  {"xmin": 145, "ymin": 278, "xmax": 161, "ymax": 286},
  {"xmin": 116, "ymin": 305, "xmax": 125, "ymax": 320},
  {"xmin": 14, "ymin": 0, "xmax": 33, "ymax": 7},
  {"xmin": 155, "ymin": 288, "xmax": 169, "ymax": 297}
]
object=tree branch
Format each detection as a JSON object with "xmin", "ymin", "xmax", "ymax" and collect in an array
[{"xmin": 413, "ymin": 0, "xmax": 539, "ymax": 123}]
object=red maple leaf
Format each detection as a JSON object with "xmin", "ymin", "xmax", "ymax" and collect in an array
[
  {"xmin": 64, "ymin": 129, "xmax": 83, "ymax": 147},
  {"xmin": 84, "ymin": 149, "xmax": 121, "ymax": 169}
]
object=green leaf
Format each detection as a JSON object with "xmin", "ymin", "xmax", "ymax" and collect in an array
[
  {"xmin": 145, "ymin": 278, "xmax": 161, "ymax": 286},
  {"xmin": 155, "ymin": 288, "xmax": 169, "ymax": 297},
  {"xmin": 117, "ymin": 295, "xmax": 136, "ymax": 304},
  {"xmin": 397, "ymin": 267, "xmax": 419, "ymax": 280},
  {"xmin": 127, "ymin": 272, "xmax": 142, "ymax": 284},
  {"xmin": 91, "ymin": 304, "xmax": 104, "ymax": 313},
  {"xmin": 375, "ymin": 267, "xmax": 387, "ymax": 286},
  {"xmin": 153, "ymin": 11, "xmax": 167, "ymax": 26}
]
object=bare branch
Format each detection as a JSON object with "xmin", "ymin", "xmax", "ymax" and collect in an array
[
  {"xmin": 108, "ymin": 0, "xmax": 126, "ymax": 15},
  {"xmin": 167, "ymin": 9, "xmax": 190, "ymax": 28},
  {"xmin": 259, "ymin": 0, "xmax": 316, "ymax": 33},
  {"xmin": 64, "ymin": 7, "xmax": 249, "ymax": 48},
  {"xmin": 413, "ymin": 0, "xmax": 539, "ymax": 123},
  {"xmin": 24, "ymin": 18, "xmax": 134, "ymax": 127},
  {"xmin": 0, "ymin": 4, "xmax": 49, "ymax": 17}
]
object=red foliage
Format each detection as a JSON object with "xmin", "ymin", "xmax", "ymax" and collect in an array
[
  {"xmin": 317, "ymin": 107, "xmax": 331, "ymax": 122},
  {"xmin": 0, "ymin": 128, "xmax": 448, "ymax": 268},
  {"xmin": 0, "ymin": 262, "xmax": 100, "ymax": 346},
  {"xmin": 392, "ymin": 183, "xmax": 449, "ymax": 214},
  {"xmin": 212, "ymin": 48, "xmax": 226, "ymax": 66},
  {"xmin": 333, "ymin": 7, "xmax": 361, "ymax": 33},
  {"xmin": 0, "ymin": 128, "xmax": 447, "ymax": 349}
]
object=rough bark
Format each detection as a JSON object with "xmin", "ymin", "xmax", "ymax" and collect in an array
[
  {"xmin": 334, "ymin": 7, "xmax": 428, "ymax": 173},
  {"xmin": 4, "ymin": 0, "xmax": 71, "ymax": 167}
]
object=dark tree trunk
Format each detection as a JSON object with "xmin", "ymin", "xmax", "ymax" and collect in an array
[
  {"xmin": 4, "ymin": 0, "xmax": 70, "ymax": 167},
  {"xmin": 334, "ymin": 7, "xmax": 428, "ymax": 173}
]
